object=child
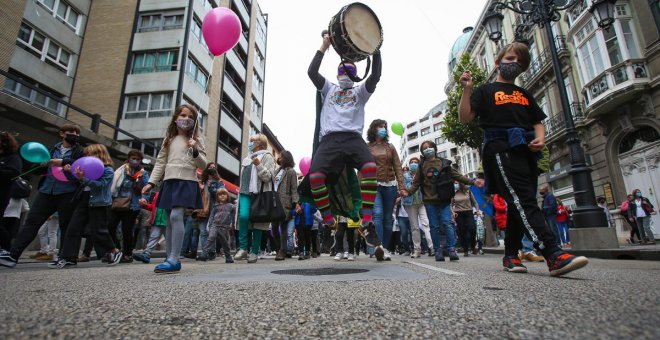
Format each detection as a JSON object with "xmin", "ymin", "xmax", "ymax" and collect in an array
[
  {"xmin": 458, "ymin": 41, "xmax": 588, "ymax": 276},
  {"xmin": 197, "ymin": 189, "xmax": 235, "ymax": 263},
  {"xmin": 405, "ymin": 140, "xmax": 481, "ymax": 262},
  {"xmin": 133, "ymin": 192, "xmax": 167, "ymax": 263},
  {"xmin": 141, "ymin": 104, "xmax": 207, "ymax": 273},
  {"xmin": 294, "ymin": 202, "xmax": 317, "ymax": 260},
  {"xmin": 49, "ymin": 144, "xmax": 122, "ymax": 268}
]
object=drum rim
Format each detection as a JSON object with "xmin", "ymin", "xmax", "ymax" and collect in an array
[{"xmin": 328, "ymin": 2, "xmax": 383, "ymax": 62}]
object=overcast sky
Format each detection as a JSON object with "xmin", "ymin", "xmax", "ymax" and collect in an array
[{"xmin": 257, "ymin": 0, "xmax": 488, "ymax": 166}]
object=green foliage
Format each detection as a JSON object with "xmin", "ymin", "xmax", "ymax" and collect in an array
[
  {"xmin": 537, "ymin": 146, "xmax": 550, "ymax": 173},
  {"xmin": 441, "ymin": 54, "xmax": 488, "ymax": 149}
]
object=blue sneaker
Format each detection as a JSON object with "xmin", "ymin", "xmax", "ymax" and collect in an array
[
  {"xmin": 133, "ymin": 253, "xmax": 150, "ymax": 264},
  {"xmin": 154, "ymin": 260, "xmax": 181, "ymax": 274}
]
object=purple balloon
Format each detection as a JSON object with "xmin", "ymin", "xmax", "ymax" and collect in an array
[{"xmin": 72, "ymin": 156, "xmax": 104, "ymax": 180}]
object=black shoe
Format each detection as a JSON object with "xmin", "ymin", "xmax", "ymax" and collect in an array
[
  {"xmin": 435, "ymin": 252, "xmax": 445, "ymax": 262},
  {"xmin": 225, "ymin": 256, "xmax": 234, "ymax": 263},
  {"xmin": 183, "ymin": 252, "xmax": 197, "ymax": 259},
  {"xmin": 107, "ymin": 251, "xmax": 123, "ymax": 266},
  {"xmin": 285, "ymin": 252, "xmax": 292, "ymax": 258},
  {"xmin": 0, "ymin": 250, "xmax": 17, "ymax": 268},
  {"xmin": 196, "ymin": 254, "xmax": 208, "ymax": 262},
  {"xmin": 449, "ymin": 251, "xmax": 460, "ymax": 261},
  {"xmin": 51, "ymin": 258, "xmax": 77, "ymax": 269},
  {"xmin": 120, "ymin": 255, "xmax": 133, "ymax": 263}
]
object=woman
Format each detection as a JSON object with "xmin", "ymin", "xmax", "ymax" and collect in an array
[
  {"xmin": 402, "ymin": 158, "xmax": 430, "ymax": 258},
  {"xmin": 234, "ymin": 134, "xmax": 275, "ymax": 263},
  {"xmin": 109, "ymin": 149, "xmax": 149, "ymax": 262},
  {"xmin": 620, "ymin": 194, "xmax": 641, "ymax": 244},
  {"xmin": 556, "ymin": 198, "xmax": 571, "ymax": 246},
  {"xmin": 0, "ymin": 132, "xmax": 22, "ymax": 251},
  {"xmin": 367, "ymin": 119, "xmax": 405, "ymax": 261},
  {"xmin": 452, "ymin": 181, "xmax": 481, "ymax": 257},
  {"xmin": 273, "ymin": 150, "xmax": 300, "ymax": 261},
  {"xmin": 628, "ymin": 189, "xmax": 656, "ymax": 244}
]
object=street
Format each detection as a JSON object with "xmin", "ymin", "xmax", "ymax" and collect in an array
[{"xmin": 1, "ymin": 253, "xmax": 659, "ymax": 339}]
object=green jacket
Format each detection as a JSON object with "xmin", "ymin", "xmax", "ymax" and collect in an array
[{"xmin": 408, "ymin": 157, "xmax": 474, "ymax": 204}]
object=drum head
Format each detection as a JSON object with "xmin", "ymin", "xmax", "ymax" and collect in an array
[{"xmin": 343, "ymin": 4, "xmax": 382, "ymax": 54}]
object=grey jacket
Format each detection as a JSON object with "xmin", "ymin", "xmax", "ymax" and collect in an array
[{"xmin": 276, "ymin": 167, "xmax": 299, "ymax": 220}]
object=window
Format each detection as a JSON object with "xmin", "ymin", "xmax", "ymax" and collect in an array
[
  {"xmin": 251, "ymin": 96, "xmax": 262, "ymax": 119},
  {"xmin": 603, "ymin": 25, "xmax": 622, "ymax": 65},
  {"xmin": 124, "ymin": 93, "xmax": 173, "ymax": 119},
  {"xmin": 191, "ymin": 16, "xmax": 211, "ymax": 55},
  {"xmin": 408, "ymin": 145, "xmax": 419, "ymax": 154},
  {"xmin": 253, "ymin": 49, "xmax": 265, "ymax": 69},
  {"xmin": 16, "ymin": 23, "xmax": 71, "ymax": 74},
  {"xmin": 433, "ymin": 122, "xmax": 442, "ymax": 131},
  {"xmin": 198, "ymin": 0, "xmax": 214, "ymax": 10},
  {"xmin": 620, "ymin": 20, "xmax": 639, "ymax": 58},
  {"xmin": 578, "ymin": 33, "xmax": 605, "ymax": 83},
  {"xmin": 438, "ymin": 151, "xmax": 447, "ymax": 159},
  {"xmin": 137, "ymin": 11, "xmax": 184, "ymax": 32},
  {"xmin": 3, "ymin": 73, "xmax": 64, "ymax": 115},
  {"xmin": 479, "ymin": 47, "xmax": 490, "ymax": 72},
  {"xmin": 420, "ymin": 127, "xmax": 431, "ymax": 136},
  {"xmin": 37, "ymin": 0, "xmax": 81, "ymax": 33},
  {"xmin": 186, "ymin": 56, "xmax": 209, "ymax": 91},
  {"xmin": 407, "ymin": 131, "xmax": 418, "ymax": 140},
  {"xmin": 131, "ymin": 50, "xmax": 178, "ymax": 74},
  {"xmin": 252, "ymin": 72, "xmax": 263, "ymax": 94},
  {"xmin": 435, "ymin": 137, "xmax": 445, "ymax": 145}
]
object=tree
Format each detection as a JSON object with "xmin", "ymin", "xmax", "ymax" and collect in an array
[{"xmin": 441, "ymin": 54, "xmax": 487, "ymax": 150}]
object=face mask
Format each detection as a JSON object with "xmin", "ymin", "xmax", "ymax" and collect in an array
[
  {"xmin": 499, "ymin": 62, "xmax": 523, "ymax": 81},
  {"xmin": 176, "ymin": 117, "xmax": 195, "ymax": 131},
  {"xmin": 64, "ymin": 134, "xmax": 79, "ymax": 145},
  {"xmin": 377, "ymin": 127, "xmax": 387, "ymax": 139},
  {"xmin": 409, "ymin": 163, "xmax": 418, "ymax": 172},
  {"xmin": 422, "ymin": 148, "xmax": 435, "ymax": 158},
  {"xmin": 338, "ymin": 76, "xmax": 354, "ymax": 89},
  {"xmin": 248, "ymin": 142, "xmax": 255, "ymax": 151},
  {"xmin": 208, "ymin": 169, "xmax": 218, "ymax": 176},
  {"xmin": 129, "ymin": 160, "xmax": 141, "ymax": 168},
  {"xmin": 540, "ymin": 192, "xmax": 546, "ymax": 197},
  {"xmin": 454, "ymin": 183, "xmax": 460, "ymax": 191},
  {"xmin": 636, "ymin": 192, "xmax": 642, "ymax": 198}
]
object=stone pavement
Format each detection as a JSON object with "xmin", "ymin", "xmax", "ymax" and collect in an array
[
  {"xmin": 2, "ymin": 252, "xmax": 659, "ymax": 339},
  {"xmin": 484, "ymin": 242, "xmax": 660, "ymax": 261}
]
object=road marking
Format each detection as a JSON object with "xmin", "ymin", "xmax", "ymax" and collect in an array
[{"xmin": 404, "ymin": 261, "xmax": 465, "ymax": 276}]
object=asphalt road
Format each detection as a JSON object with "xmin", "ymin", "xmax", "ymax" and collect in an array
[{"xmin": 1, "ymin": 253, "xmax": 659, "ymax": 339}]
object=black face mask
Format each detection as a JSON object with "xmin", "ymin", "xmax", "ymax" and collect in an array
[
  {"xmin": 64, "ymin": 134, "xmax": 79, "ymax": 145},
  {"xmin": 208, "ymin": 169, "xmax": 218, "ymax": 176}
]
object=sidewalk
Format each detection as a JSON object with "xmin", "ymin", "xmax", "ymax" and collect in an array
[{"xmin": 484, "ymin": 242, "xmax": 660, "ymax": 261}]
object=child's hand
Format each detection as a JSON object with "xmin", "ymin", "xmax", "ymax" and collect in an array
[
  {"xmin": 473, "ymin": 178, "xmax": 485, "ymax": 188},
  {"xmin": 459, "ymin": 71, "xmax": 473, "ymax": 89},
  {"xmin": 63, "ymin": 164, "xmax": 72, "ymax": 172},
  {"xmin": 74, "ymin": 166, "xmax": 85, "ymax": 180},
  {"xmin": 188, "ymin": 139, "xmax": 197, "ymax": 149},
  {"xmin": 142, "ymin": 183, "xmax": 153, "ymax": 195},
  {"xmin": 528, "ymin": 137, "xmax": 545, "ymax": 152},
  {"xmin": 139, "ymin": 198, "xmax": 148, "ymax": 206}
]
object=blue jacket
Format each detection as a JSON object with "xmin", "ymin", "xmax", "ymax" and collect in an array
[
  {"xmin": 293, "ymin": 202, "xmax": 317, "ymax": 226},
  {"xmin": 83, "ymin": 166, "xmax": 115, "ymax": 207},
  {"xmin": 39, "ymin": 142, "xmax": 83, "ymax": 195},
  {"xmin": 542, "ymin": 192, "xmax": 557, "ymax": 217}
]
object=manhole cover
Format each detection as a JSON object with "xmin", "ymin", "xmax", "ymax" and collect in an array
[{"xmin": 271, "ymin": 268, "xmax": 369, "ymax": 276}]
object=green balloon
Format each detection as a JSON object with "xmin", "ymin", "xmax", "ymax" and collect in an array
[{"xmin": 391, "ymin": 122, "xmax": 404, "ymax": 136}]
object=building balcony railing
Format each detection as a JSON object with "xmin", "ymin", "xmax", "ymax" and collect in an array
[
  {"xmin": 581, "ymin": 59, "xmax": 650, "ymax": 109},
  {"xmin": 544, "ymin": 102, "xmax": 586, "ymax": 138},
  {"xmin": 519, "ymin": 35, "xmax": 568, "ymax": 87}
]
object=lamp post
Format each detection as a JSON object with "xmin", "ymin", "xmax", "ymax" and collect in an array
[{"xmin": 482, "ymin": 0, "xmax": 617, "ymax": 230}]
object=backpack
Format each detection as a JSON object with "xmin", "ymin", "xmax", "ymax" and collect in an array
[
  {"xmin": 420, "ymin": 157, "xmax": 455, "ymax": 203},
  {"xmin": 10, "ymin": 177, "xmax": 32, "ymax": 199}
]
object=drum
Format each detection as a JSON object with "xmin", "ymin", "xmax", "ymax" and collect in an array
[{"xmin": 328, "ymin": 2, "xmax": 383, "ymax": 62}]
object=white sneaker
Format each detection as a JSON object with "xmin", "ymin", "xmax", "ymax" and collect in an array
[
  {"xmin": 347, "ymin": 253, "xmax": 355, "ymax": 261},
  {"xmin": 343, "ymin": 251, "xmax": 349, "ymax": 259},
  {"xmin": 234, "ymin": 249, "xmax": 248, "ymax": 260},
  {"xmin": 334, "ymin": 253, "xmax": 342, "ymax": 261},
  {"xmin": 384, "ymin": 250, "xmax": 391, "ymax": 261}
]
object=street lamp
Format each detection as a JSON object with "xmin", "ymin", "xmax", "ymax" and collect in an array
[{"xmin": 481, "ymin": 0, "xmax": 617, "ymax": 230}]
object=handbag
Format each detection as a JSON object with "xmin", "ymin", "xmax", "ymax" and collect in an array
[
  {"xmin": 249, "ymin": 179, "xmax": 286, "ymax": 223},
  {"xmin": 10, "ymin": 177, "xmax": 32, "ymax": 199},
  {"xmin": 111, "ymin": 196, "xmax": 131, "ymax": 211}
]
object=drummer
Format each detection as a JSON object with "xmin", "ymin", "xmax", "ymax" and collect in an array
[{"xmin": 306, "ymin": 33, "xmax": 385, "ymax": 260}]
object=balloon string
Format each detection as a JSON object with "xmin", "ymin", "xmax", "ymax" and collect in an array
[{"xmin": 11, "ymin": 165, "xmax": 46, "ymax": 181}]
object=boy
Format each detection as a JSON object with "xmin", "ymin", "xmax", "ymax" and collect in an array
[
  {"xmin": 197, "ymin": 189, "xmax": 234, "ymax": 263},
  {"xmin": 306, "ymin": 33, "xmax": 384, "ymax": 259},
  {"xmin": 458, "ymin": 42, "xmax": 588, "ymax": 276}
]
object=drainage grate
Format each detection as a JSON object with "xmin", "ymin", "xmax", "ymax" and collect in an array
[{"xmin": 271, "ymin": 268, "xmax": 369, "ymax": 276}]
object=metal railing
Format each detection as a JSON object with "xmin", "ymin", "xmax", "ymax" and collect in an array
[
  {"xmin": 544, "ymin": 102, "xmax": 586, "ymax": 138},
  {"xmin": 0, "ymin": 69, "xmax": 159, "ymax": 155},
  {"xmin": 520, "ymin": 35, "xmax": 568, "ymax": 86}
]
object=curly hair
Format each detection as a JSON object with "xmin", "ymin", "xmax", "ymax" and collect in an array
[
  {"xmin": 420, "ymin": 140, "xmax": 437, "ymax": 159},
  {"xmin": 366, "ymin": 119, "xmax": 388, "ymax": 143}
]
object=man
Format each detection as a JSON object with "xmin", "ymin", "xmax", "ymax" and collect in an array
[{"xmin": 540, "ymin": 185, "xmax": 560, "ymax": 243}]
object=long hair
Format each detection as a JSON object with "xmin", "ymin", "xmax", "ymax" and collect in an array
[
  {"xmin": 419, "ymin": 140, "xmax": 437, "ymax": 160},
  {"xmin": 0, "ymin": 131, "xmax": 19, "ymax": 154},
  {"xmin": 201, "ymin": 162, "xmax": 218, "ymax": 183},
  {"xmin": 279, "ymin": 150, "xmax": 295, "ymax": 168},
  {"xmin": 366, "ymin": 119, "xmax": 388, "ymax": 143},
  {"xmin": 84, "ymin": 144, "xmax": 113, "ymax": 166},
  {"xmin": 163, "ymin": 104, "xmax": 200, "ymax": 148}
]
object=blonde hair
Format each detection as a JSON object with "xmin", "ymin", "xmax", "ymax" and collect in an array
[
  {"xmin": 495, "ymin": 42, "xmax": 531, "ymax": 71},
  {"xmin": 216, "ymin": 188, "xmax": 229, "ymax": 201},
  {"xmin": 250, "ymin": 133, "xmax": 268, "ymax": 150},
  {"xmin": 84, "ymin": 144, "xmax": 113, "ymax": 166}
]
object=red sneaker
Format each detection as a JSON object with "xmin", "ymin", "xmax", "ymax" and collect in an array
[{"xmin": 547, "ymin": 252, "xmax": 588, "ymax": 277}]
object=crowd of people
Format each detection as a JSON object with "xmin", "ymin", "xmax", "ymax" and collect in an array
[{"xmin": 1, "ymin": 40, "xmax": 653, "ymax": 277}]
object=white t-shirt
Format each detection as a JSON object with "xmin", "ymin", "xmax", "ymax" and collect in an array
[
  {"xmin": 635, "ymin": 198, "xmax": 647, "ymax": 218},
  {"xmin": 319, "ymin": 80, "xmax": 372, "ymax": 140}
]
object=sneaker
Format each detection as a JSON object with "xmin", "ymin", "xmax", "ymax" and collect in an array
[
  {"xmin": 29, "ymin": 252, "xmax": 47, "ymax": 259},
  {"xmin": 107, "ymin": 251, "xmax": 123, "ymax": 266},
  {"xmin": 427, "ymin": 249, "xmax": 434, "ymax": 257},
  {"xmin": 225, "ymin": 256, "xmax": 234, "ymax": 264},
  {"xmin": 383, "ymin": 250, "xmax": 391, "ymax": 261},
  {"xmin": 298, "ymin": 252, "xmax": 307, "ymax": 261},
  {"xmin": 196, "ymin": 254, "xmax": 208, "ymax": 262},
  {"xmin": 343, "ymin": 252, "xmax": 349, "ymax": 259},
  {"xmin": 133, "ymin": 253, "xmax": 151, "ymax": 264},
  {"xmin": 36, "ymin": 253, "xmax": 55, "ymax": 261},
  {"xmin": 362, "ymin": 223, "xmax": 382, "ymax": 248},
  {"xmin": 234, "ymin": 249, "xmax": 248, "ymax": 260},
  {"xmin": 547, "ymin": 252, "xmax": 588, "ymax": 277},
  {"xmin": 503, "ymin": 256, "xmax": 528, "ymax": 273},
  {"xmin": 247, "ymin": 253, "xmax": 258, "ymax": 263},
  {"xmin": 258, "ymin": 251, "xmax": 265, "ymax": 259},
  {"xmin": 403, "ymin": 251, "xmax": 411, "ymax": 257},
  {"xmin": 275, "ymin": 250, "xmax": 286, "ymax": 261},
  {"xmin": 154, "ymin": 260, "xmax": 181, "ymax": 274},
  {"xmin": 523, "ymin": 251, "xmax": 545, "ymax": 262},
  {"xmin": 347, "ymin": 253, "xmax": 356, "ymax": 261},
  {"xmin": 334, "ymin": 252, "xmax": 342, "ymax": 261},
  {"xmin": 55, "ymin": 258, "xmax": 77, "ymax": 269},
  {"xmin": 0, "ymin": 250, "xmax": 17, "ymax": 268},
  {"xmin": 412, "ymin": 250, "xmax": 421, "ymax": 258},
  {"xmin": 120, "ymin": 255, "xmax": 134, "ymax": 263},
  {"xmin": 434, "ymin": 251, "xmax": 445, "ymax": 262},
  {"xmin": 76, "ymin": 255, "xmax": 90, "ymax": 262},
  {"xmin": 448, "ymin": 251, "xmax": 459, "ymax": 261},
  {"xmin": 478, "ymin": 249, "xmax": 484, "ymax": 255},
  {"xmin": 47, "ymin": 259, "xmax": 60, "ymax": 268},
  {"xmin": 374, "ymin": 245, "xmax": 385, "ymax": 261},
  {"xmin": 183, "ymin": 252, "xmax": 197, "ymax": 260}
]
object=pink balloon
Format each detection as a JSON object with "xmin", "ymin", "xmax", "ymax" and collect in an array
[
  {"xmin": 299, "ymin": 157, "xmax": 312, "ymax": 176},
  {"xmin": 202, "ymin": 8, "xmax": 242, "ymax": 56},
  {"xmin": 51, "ymin": 166, "xmax": 68, "ymax": 182}
]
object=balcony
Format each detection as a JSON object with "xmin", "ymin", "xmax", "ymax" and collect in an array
[
  {"xmin": 544, "ymin": 102, "xmax": 586, "ymax": 139},
  {"xmin": 519, "ymin": 36, "xmax": 569, "ymax": 88},
  {"xmin": 581, "ymin": 59, "xmax": 650, "ymax": 115}
]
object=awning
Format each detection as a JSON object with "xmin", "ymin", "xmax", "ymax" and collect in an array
[{"xmin": 221, "ymin": 177, "xmax": 239, "ymax": 195}]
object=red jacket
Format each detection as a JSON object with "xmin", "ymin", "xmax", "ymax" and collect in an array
[
  {"xmin": 556, "ymin": 205, "xmax": 569, "ymax": 223},
  {"xmin": 493, "ymin": 194, "xmax": 507, "ymax": 230}
]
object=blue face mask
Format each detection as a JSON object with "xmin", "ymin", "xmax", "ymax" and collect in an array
[
  {"xmin": 409, "ymin": 163, "xmax": 418, "ymax": 172},
  {"xmin": 377, "ymin": 127, "xmax": 387, "ymax": 139},
  {"xmin": 422, "ymin": 148, "xmax": 435, "ymax": 158},
  {"xmin": 636, "ymin": 192, "xmax": 642, "ymax": 198},
  {"xmin": 248, "ymin": 142, "xmax": 255, "ymax": 151}
]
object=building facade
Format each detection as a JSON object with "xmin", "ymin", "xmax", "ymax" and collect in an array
[
  {"xmin": 450, "ymin": 0, "xmax": 660, "ymax": 238},
  {"xmin": 1, "ymin": 0, "xmax": 268, "ymax": 187}
]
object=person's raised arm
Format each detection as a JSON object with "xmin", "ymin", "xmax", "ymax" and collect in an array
[
  {"xmin": 308, "ymin": 35, "xmax": 331, "ymax": 90},
  {"xmin": 458, "ymin": 71, "xmax": 476, "ymax": 123},
  {"xmin": 364, "ymin": 51, "xmax": 381, "ymax": 94}
]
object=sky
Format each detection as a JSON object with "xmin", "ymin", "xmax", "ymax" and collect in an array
[{"xmin": 257, "ymin": 0, "xmax": 489, "ymax": 166}]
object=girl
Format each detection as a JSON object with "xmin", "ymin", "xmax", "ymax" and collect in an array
[
  {"xmin": 234, "ymin": 134, "xmax": 275, "ymax": 264},
  {"xmin": 133, "ymin": 192, "xmax": 167, "ymax": 263},
  {"xmin": 141, "ymin": 104, "xmax": 207, "ymax": 273},
  {"xmin": 556, "ymin": 198, "xmax": 571, "ymax": 247},
  {"xmin": 49, "ymin": 144, "xmax": 122, "ymax": 268},
  {"xmin": 273, "ymin": 150, "xmax": 300, "ymax": 261},
  {"xmin": 452, "ymin": 181, "xmax": 481, "ymax": 257},
  {"xmin": 197, "ymin": 189, "xmax": 235, "ymax": 263}
]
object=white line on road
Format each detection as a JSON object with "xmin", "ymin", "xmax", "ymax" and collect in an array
[{"xmin": 404, "ymin": 261, "xmax": 465, "ymax": 276}]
